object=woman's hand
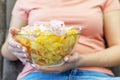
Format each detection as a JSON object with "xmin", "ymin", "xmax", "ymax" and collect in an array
[
  {"xmin": 7, "ymin": 28, "xmax": 29, "ymax": 64},
  {"xmin": 32, "ymin": 52, "xmax": 82, "ymax": 74}
]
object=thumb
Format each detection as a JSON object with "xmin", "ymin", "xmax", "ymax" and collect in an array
[
  {"xmin": 9, "ymin": 27, "xmax": 21, "ymax": 42},
  {"xmin": 9, "ymin": 27, "xmax": 20, "ymax": 36},
  {"xmin": 63, "ymin": 55, "xmax": 70, "ymax": 62},
  {"xmin": 63, "ymin": 52, "xmax": 80, "ymax": 63}
]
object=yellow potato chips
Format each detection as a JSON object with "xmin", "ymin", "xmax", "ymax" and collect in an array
[{"xmin": 15, "ymin": 21, "xmax": 80, "ymax": 66}]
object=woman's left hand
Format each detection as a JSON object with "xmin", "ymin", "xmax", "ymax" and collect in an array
[{"xmin": 32, "ymin": 52, "xmax": 82, "ymax": 74}]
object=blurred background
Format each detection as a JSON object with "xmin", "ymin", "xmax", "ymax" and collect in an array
[
  {"xmin": 0, "ymin": 0, "xmax": 23, "ymax": 80},
  {"xmin": 0, "ymin": 0, "xmax": 120, "ymax": 80}
]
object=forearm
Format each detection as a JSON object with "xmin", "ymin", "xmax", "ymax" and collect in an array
[
  {"xmin": 78, "ymin": 44, "xmax": 120, "ymax": 68},
  {"xmin": 1, "ymin": 16, "xmax": 27, "ymax": 61},
  {"xmin": 77, "ymin": 10, "xmax": 120, "ymax": 68}
]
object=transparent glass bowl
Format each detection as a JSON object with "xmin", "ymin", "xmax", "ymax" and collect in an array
[{"xmin": 15, "ymin": 33, "xmax": 79, "ymax": 67}]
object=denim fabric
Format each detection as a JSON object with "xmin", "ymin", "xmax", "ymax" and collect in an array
[
  {"xmin": 20, "ymin": 69, "xmax": 120, "ymax": 80},
  {"xmin": 20, "ymin": 70, "xmax": 71, "ymax": 80},
  {"xmin": 69, "ymin": 69, "xmax": 120, "ymax": 80}
]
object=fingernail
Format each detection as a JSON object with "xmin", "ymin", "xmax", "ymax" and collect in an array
[
  {"xmin": 31, "ymin": 64, "xmax": 36, "ymax": 68},
  {"xmin": 64, "ymin": 57, "xmax": 69, "ymax": 62},
  {"xmin": 24, "ymin": 54, "xmax": 27, "ymax": 57},
  {"xmin": 79, "ymin": 27, "xmax": 82, "ymax": 31},
  {"xmin": 22, "ymin": 48, "xmax": 26, "ymax": 52},
  {"xmin": 16, "ymin": 45, "xmax": 21, "ymax": 48}
]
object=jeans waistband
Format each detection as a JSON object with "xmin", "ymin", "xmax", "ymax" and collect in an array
[{"xmin": 70, "ymin": 69, "xmax": 113, "ymax": 77}]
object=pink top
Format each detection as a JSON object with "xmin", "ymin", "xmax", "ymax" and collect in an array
[{"xmin": 12, "ymin": 0, "xmax": 120, "ymax": 80}]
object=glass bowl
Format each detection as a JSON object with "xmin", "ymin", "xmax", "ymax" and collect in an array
[{"xmin": 15, "ymin": 30, "xmax": 80, "ymax": 67}]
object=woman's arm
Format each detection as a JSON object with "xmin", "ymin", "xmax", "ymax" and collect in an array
[
  {"xmin": 1, "ymin": 16, "xmax": 27, "ymax": 61},
  {"xmin": 78, "ymin": 10, "xmax": 120, "ymax": 67}
]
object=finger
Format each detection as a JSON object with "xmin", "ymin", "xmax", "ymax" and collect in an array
[
  {"xmin": 10, "ymin": 39, "xmax": 27, "ymax": 52},
  {"xmin": 8, "ymin": 41, "xmax": 17, "ymax": 48},
  {"xmin": 8, "ymin": 39, "xmax": 22, "ymax": 48},
  {"xmin": 16, "ymin": 53, "xmax": 29, "ymax": 63},
  {"xmin": 14, "ymin": 52, "xmax": 27, "ymax": 58},
  {"xmin": 17, "ymin": 47, "xmax": 27, "ymax": 53},
  {"xmin": 7, "ymin": 45, "xmax": 26, "ymax": 53},
  {"xmin": 18, "ymin": 57, "xmax": 28, "ymax": 64}
]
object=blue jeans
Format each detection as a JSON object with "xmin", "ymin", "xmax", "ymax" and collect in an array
[{"xmin": 20, "ymin": 69, "xmax": 120, "ymax": 80}]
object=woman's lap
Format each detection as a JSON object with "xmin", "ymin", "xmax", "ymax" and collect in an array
[
  {"xmin": 20, "ymin": 70, "xmax": 71, "ymax": 80},
  {"xmin": 20, "ymin": 69, "xmax": 120, "ymax": 80}
]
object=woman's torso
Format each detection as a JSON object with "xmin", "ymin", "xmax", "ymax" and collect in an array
[{"xmin": 13, "ymin": 0, "xmax": 120, "ymax": 79}]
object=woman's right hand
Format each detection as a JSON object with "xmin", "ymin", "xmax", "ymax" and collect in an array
[{"xmin": 7, "ymin": 28, "xmax": 29, "ymax": 64}]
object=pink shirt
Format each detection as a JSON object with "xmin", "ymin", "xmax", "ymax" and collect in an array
[{"xmin": 12, "ymin": 0, "xmax": 120, "ymax": 80}]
